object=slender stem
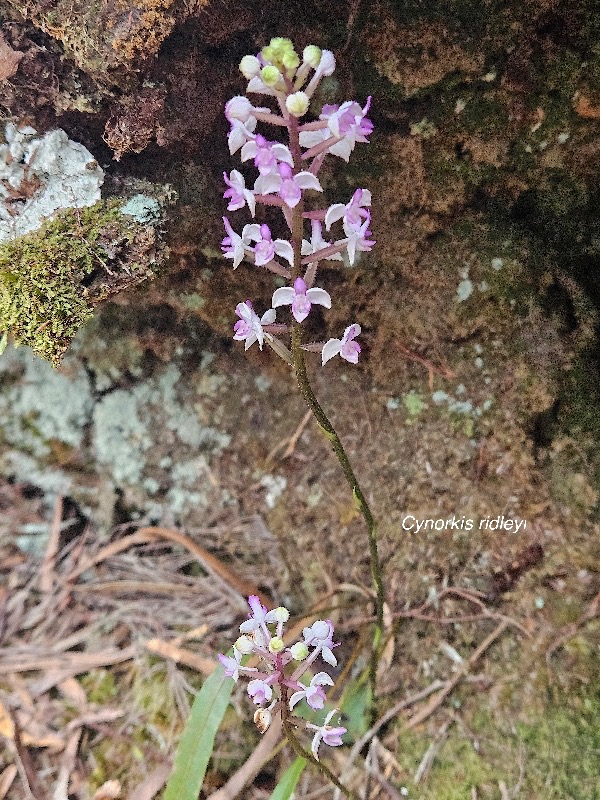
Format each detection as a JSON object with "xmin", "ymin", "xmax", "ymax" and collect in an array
[
  {"xmin": 280, "ymin": 683, "xmax": 358, "ymax": 800},
  {"xmin": 282, "ymin": 719, "xmax": 358, "ymax": 800},
  {"xmin": 287, "ymin": 116, "xmax": 385, "ymax": 713}
]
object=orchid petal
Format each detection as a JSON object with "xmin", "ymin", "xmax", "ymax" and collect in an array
[
  {"xmin": 312, "ymin": 672, "xmax": 335, "ymax": 686},
  {"xmin": 343, "ymin": 323, "xmax": 361, "ymax": 341},
  {"xmin": 274, "ymin": 239, "xmax": 294, "ymax": 266},
  {"xmin": 254, "ymin": 173, "xmax": 281, "ymax": 195},
  {"xmin": 294, "ymin": 171, "xmax": 323, "ymax": 191},
  {"xmin": 271, "ymin": 287, "xmax": 296, "ymax": 307},
  {"xmin": 261, "ymin": 308, "xmax": 276, "ymax": 325},
  {"xmin": 270, "ymin": 143, "xmax": 294, "ymax": 164},
  {"xmin": 324, "ymin": 204, "xmax": 346, "ymax": 230},
  {"xmin": 306, "ymin": 288, "xmax": 332, "ymax": 308},
  {"xmin": 240, "ymin": 140, "xmax": 258, "ymax": 161},
  {"xmin": 321, "ymin": 338, "xmax": 342, "ymax": 365},
  {"xmin": 242, "ymin": 223, "xmax": 262, "ymax": 242},
  {"xmin": 289, "ymin": 690, "xmax": 305, "ymax": 710}
]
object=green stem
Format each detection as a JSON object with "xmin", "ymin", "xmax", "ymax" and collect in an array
[
  {"xmin": 287, "ymin": 117, "xmax": 385, "ymax": 710},
  {"xmin": 280, "ymin": 701, "xmax": 358, "ymax": 800}
]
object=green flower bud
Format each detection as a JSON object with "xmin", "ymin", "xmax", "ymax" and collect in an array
[
  {"xmin": 268, "ymin": 636, "xmax": 285, "ymax": 653},
  {"xmin": 303, "ymin": 45, "xmax": 322, "ymax": 69},
  {"xmin": 270, "ymin": 37, "xmax": 293, "ymax": 55},
  {"xmin": 286, "ymin": 91, "xmax": 309, "ymax": 118},
  {"xmin": 282, "ymin": 51, "xmax": 300, "ymax": 74},
  {"xmin": 261, "ymin": 65, "xmax": 281, "ymax": 86},
  {"xmin": 290, "ymin": 641, "xmax": 309, "ymax": 661},
  {"xmin": 239, "ymin": 55, "xmax": 261, "ymax": 79},
  {"xmin": 261, "ymin": 45, "xmax": 275, "ymax": 63}
]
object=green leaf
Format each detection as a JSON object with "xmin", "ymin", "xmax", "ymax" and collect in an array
[
  {"xmin": 269, "ymin": 757, "xmax": 307, "ymax": 800},
  {"xmin": 164, "ymin": 663, "xmax": 234, "ymax": 800},
  {"xmin": 339, "ymin": 676, "xmax": 371, "ymax": 739}
]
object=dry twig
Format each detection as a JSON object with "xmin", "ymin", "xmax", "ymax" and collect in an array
[
  {"xmin": 39, "ymin": 497, "xmax": 63, "ymax": 595},
  {"xmin": 407, "ymin": 621, "xmax": 509, "ymax": 729}
]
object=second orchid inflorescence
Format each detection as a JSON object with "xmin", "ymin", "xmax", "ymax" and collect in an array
[
  {"xmin": 219, "ymin": 596, "xmax": 346, "ymax": 760},
  {"xmin": 222, "ymin": 37, "xmax": 374, "ymax": 366}
]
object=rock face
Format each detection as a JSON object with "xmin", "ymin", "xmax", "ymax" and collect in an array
[{"xmin": 0, "ymin": 0, "xmax": 598, "ymax": 552}]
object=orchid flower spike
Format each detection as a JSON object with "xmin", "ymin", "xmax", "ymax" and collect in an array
[{"xmin": 272, "ymin": 277, "xmax": 332, "ymax": 323}]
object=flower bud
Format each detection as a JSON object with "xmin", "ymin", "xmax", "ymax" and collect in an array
[
  {"xmin": 303, "ymin": 45, "xmax": 322, "ymax": 69},
  {"xmin": 254, "ymin": 707, "xmax": 272, "ymax": 733},
  {"xmin": 234, "ymin": 635, "xmax": 254, "ymax": 654},
  {"xmin": 282, "ymin": 51, "xmax": 300, "ymax": 74},
  {"xmin": 261, "ymin": 65, "xmax": 281, "ymax": 87},
  {"xmin": 286, "ymin": 91, "xmax": 309, "ymax": 118},
  {"xmin": 266, "ymin": 606, "xmax": 290, "ymax": 623},
  {"xmin": 239, "ymin": 55, "xmax": 261, "ymax": 79},
  {"xmin": 290, "ymin": 641, "xmax": 309, "ymax": 661},
  {"xmin": 268, "ymin": 636, "xmax": 285, "ymax": 653},
  {"xmin": 269, "ymin": 37, "xmax": 293, "ymax": 56},
  {"xmin": 319, "ymin": 50, "xmax": 336, "ymax": 76},
  {"xmin": 225, "ymin": 96, "xmax": 254, "ymax": 123}
]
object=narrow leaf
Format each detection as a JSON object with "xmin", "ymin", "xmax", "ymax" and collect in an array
[
  {"xmin": 164, "ymin": 664, "xmax": 233, "ymax": 800},
  {"xmin": 269, "ymin": 757, "xmax": 307, "ymax": 800}
]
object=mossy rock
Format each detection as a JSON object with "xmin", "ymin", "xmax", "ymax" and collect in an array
[{"xmin": 0, "ymin": 200, "xmax": 163, "ymax": 366}]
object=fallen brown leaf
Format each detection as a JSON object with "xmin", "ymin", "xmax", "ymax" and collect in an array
[{"xmin": 145, "ymin": 638, "xmax": 215, "ymax": 675}]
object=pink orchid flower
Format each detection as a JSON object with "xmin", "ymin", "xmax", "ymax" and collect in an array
[
  {"xmin": 302, "ymin": 619, "xmax": 338, "ymax": 666},
  {"xmin": 344, "ymin": 212, "xmax": 375, "ymax": 265},
  {"xmin": 255, "ymin": 162, "xmax": 322, "ymax": 209},
  {"xmin": 299, "ymin": 98, "xmax": 373, "ymax": 162},
  {"xmin": 244, "ymin": 223, "xmax": 294, "ymax": 267},
  {"xmin": 218, "ymin": 650, "xmax": 258, "ymax": 682},
  {"xmin": 247, "ymin": 677, "xmax": 274, "ymax": 705},
  {"xmin": 289, "ymin": 672, "xmax": 334, "ymax": 711},
  {"xmin": 322, "ymin": 324, "xmax": 362, "ymax": 366},
  {"xmin": 306, "ymin": 709, "xmax": 347, "ymax": 760},
  {"xmin": 241, "ymin": 134, "xmax": 293, "ymax": 175},
  {"xmin": 272, "ymin": 277, "xmax": 331, "ymax": 323},
  {"xmin": 325, "ymin": 188, "xmax": 371, "ymax": 232},
  {"xmin": 221, "ymin": 217, "xmax": 256, "ymax": 268},
  {"xmin": 223, "ymin": 170, "xmax": 256, "ymax": 216},
  {"xmin": 233, "ymin": 301, "xmax": 276, "ymax": 350}
]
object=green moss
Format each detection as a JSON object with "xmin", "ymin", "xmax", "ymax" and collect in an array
[
  {"xmin": 80, "ymin": 669, "xmax": 118, "ymax": 704},
  {"xmin": 403, "ymin": 390, "xmax": 428, "ymax": 422},
  {"xmin": 0, "ymin": 201, "xmax": 160, "ymax": 366},
  {"xmin": 395, "ymin": 682, "xmax": 600, "ymax": 799}
]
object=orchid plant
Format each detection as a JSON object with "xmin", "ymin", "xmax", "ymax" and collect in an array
[{"xmin": 219, "ymin": 37, "xmax": 385, "ymax": 792}]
